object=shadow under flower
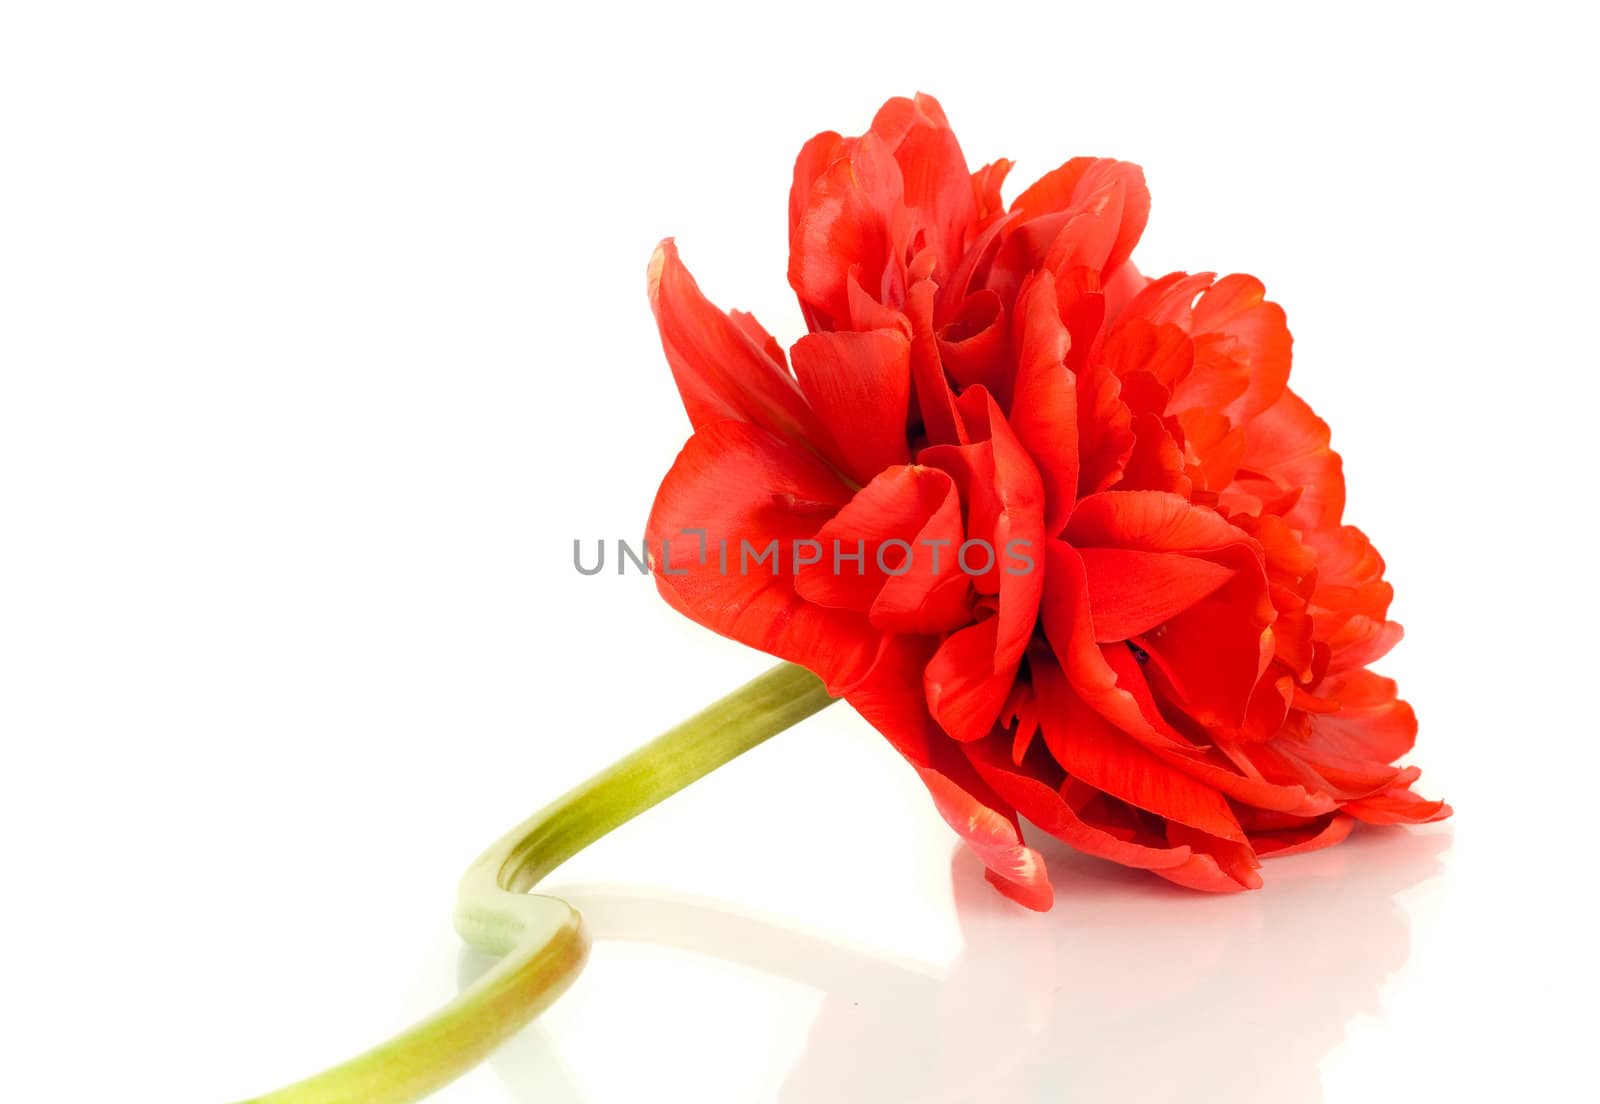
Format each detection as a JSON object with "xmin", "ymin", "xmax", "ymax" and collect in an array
[{"xmin": 461, "ymin": 824, "xmax": 1450, "ymax": 1103}]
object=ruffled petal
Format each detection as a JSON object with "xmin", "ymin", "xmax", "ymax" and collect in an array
[
  {"xmin": 1066, "ymin": 491, "xmax": 1274, "ymax": 730},
  {"xmin": 646, "ymin": 419, "xmax": 880, "ymax": 693},
  {"xmin": 936, "ymin": 289, "xmax": 1010, "ymax": 398},
  {"xmin": 1248, "ymin": 811, "xmax": 1356, "ymax": 858},
  {"xmin": 966, "ymin": 730, "xmax": 1196, "ymax": 871},
  {"xmin": 1078, "ymin": 547, "xmax": 1235, "ymax": 642},
  {"xmin": 790, "ymin": 328, "xmax": 912, "ymax": 484},
  {"xmin": 918, "ymin": 763, "xmax": 1053, "ymax": 909},
  {"xmin": 796, "ymin": 464, "xmax": 973, "ymax": 634},
  {"xmin": 970, "ymin": 159, "xmax": 1013, "ymax": 230},
  {"xmin": 918, "ymin": 389, "xmax": 1047, "ymax": 740},
  {"xmin": 1301, "ymin": 670, "xmax": 1418, "ymax": 764},
  {"xmin": 1118, "ymin": 271, "xmax": 1291, "ymax": 423},
  {"xmin": 1238, "ymin": 387, "xmax": 1346, "ymax": 535},
  {"xmin": 1038, "ymin": 540, "xmax": 1175, "ymax": 745},
  {"xmin": 1344, "ymin": 785, "xmax": 1452, "ymax": 825},
  {"xmin": 846, "ymin": 638, "xmax": 1053, "ymax": 910},
  {"xmin": 788, "ymin": 133, "xmax": 907, "ymax": 329},
  {"xmin": 1008, "ymin": 271, "xmax": 1080, "ymax": 534},
  {"xmin": 925, "ymin": 619, "xmax": 1015, "ymax": 743},
  {"xmin": 649, "ymin": 240, "xmax": 832, "ymax": 453},
  {"xmin": 1007, "ymin": 157, "xmax": 1150, "ymax": 276},
  {"xmin": 1032, "ymin": 651, "xmax": 1248, "ymax": 843},
  {"xmin": 1066, "ymin": 489, "xmax": 1254, "ymax": 554},
  {"xmin": 869, "ymin": 93, "xmax": 978, "ymax": 286}
]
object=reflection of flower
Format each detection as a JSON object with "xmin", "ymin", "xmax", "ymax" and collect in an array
[
  {"xmin": 782, "ymin": 831, "xmax": 1447, "ymax": 1104},
  {"xmin": 646, "ymin": 93, "xmax": 1448, "ymax": 909}
]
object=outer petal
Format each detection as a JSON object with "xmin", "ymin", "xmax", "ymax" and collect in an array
[
  {"xmin": 789, "ymin": 133, "xmax": 907, "ymax": 329},
  {"xmin": 1191, "ymin": 274, "xmax": 1292, "ymax": 422},
  {"xmin": 1163, "ymin": 821, "xmax": 1263, "ymax": 890},
  {"xmin": 1248, "ymin": 812, "xmax": 1356, "ymax": 858},
  {"xmin": 918, "ymin": 761, "xmax": 1053, "ymax": 910},
  {"xmin": 1344, "ymin": 785, "xmax": 1452, "ymax": 825},
  {"xmin": 1305, "ymin": 523, "xmax": 1403, "ymax": 671},
  {"xmin": 1118, "ymin": 271, "xmax": 1291, "ymax": 423},
  {"xmin": 789, "ymin": 130, "xmax": 849, "ymax": 241},
  {"xmin": 1150, "ymin": 852, "xmax": 1260, "ymax": 893},
  {"xmin": 649, "ymin": 240, "xmax": 832, "ymax": 452},
  {"xmin": 646, "ymin": 419, "xmax": 879, "ymax": 693},
  {"xmin": 1237, "ymin": 387, "xmax": 1346, "ymax": 535},
  {"xmin": 1301, "ymin": 670, "xmax": 1418, "ymax": 764}
]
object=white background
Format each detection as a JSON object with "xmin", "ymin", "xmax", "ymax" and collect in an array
[{"xmin": 3, "ymin": 3, "xmax": 1595, "ymax": 1101}]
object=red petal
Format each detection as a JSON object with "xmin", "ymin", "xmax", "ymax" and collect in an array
[
  {"xmin": 649, "ymin": 240, "xmax": 831, "ymax": 451},
  {"xmin": 1067, "ymin": 492, "xmax": 1273, "ymax": 730},
  {"xmin": 1066, "ymin": 489, "xmax": 1252, "ymax": 554},
  {"xmin": 921, "ymin": 388, "xmax": 1046, "ymax": 651},
  {"xmin": 646, "ymin": 419, "xmax": 879, "ymax": 694},
  {"xmin": 966, "ymin": 732, "xmax": 1196, "ymax": 871},
  {"xmin": 1344, "ymin": 786, "xmax": 1453, "ymax": 825},
  {"xmin": 1038, "ymin": 541, "xmax": 1175, "ymax": 746},
  {"xmin": 1322, "ymin": 617, "xmax": 1405, "ymax": 673},
  {"xmin": 788, "ymin": 133, "xmax": 906, "ymax": 328},
  {"xmin": 906, "ymin": 279, "xmax": 965, "ymax": 446},
  {"xmin": 916, "ymin": 391, "xmax": 1047, "ymax": 741},
  {"xmin": 971, "ymin": 159, "xmax": 1013, "ymax": 229},
  {"xmin": 917, "ymin": 761, "xmax": 1052, "ymax": 910},
  {"xmin": 795, "ymin": 464, "xmax": 973, "ymax": 634},
  {"xmin": 1078, "ymin": 548, "xmax": 1235, "ymax": 642},
  {"xmin": 789, "ymin": 130, "xmax": 849, "ymax": 243},
  {"xmin": 1009, "ymin": 157, "xmax": 1150, "ymax": 274},
  {"xmin": 1094, "ymin": 646, "xmax": 1335, "ymax": 815},
  {"xmin": 1150, "ymin": 853, "xmax": 1259, "ymax": 893},
  {"xmin": 1033, "ymin": 652, "xmax": 1248, "ymax": 843},
  {"xmin": 1192, "ymin": 274, "xmax": 1292, "ymax": 422},
  {"xmin": 847, "ymin": 641, "xmax": 1053, "ymax": 911},
  {"xmin": 925, "ymin": 619, "xmax": 1017, "ymax": 742},
  {"xmin": 1238, "ymin": 388, "xmax": 1346, "ymax": 535},
  {"xmin": 1008, "ymin": 271, "xmax": 1080, "ymax": 535},
  {"xmin": 1116, "ymin": 271, "xmax": 1291, "ymax": 423},
  {"xmin": 869, "ymin": 93, "xmax": 977, "ymax": 286},
  {"xmin": 1302, "ymin": 670, "xmax": 1418, "ymax": 764},
  {"xmin": 936, "ymin": 289, "xmax": 1010, "ymax": 398},
  {"xmin": 1249, "ymin": 812, "xmax": 1356, "ymax": 858},
  {"xmin": 790, "ymin": 328, "xmax": 912, "ymax": 484},
  {"xmin": 1073, "ymin": 348, "xmax": 1136, "ymax": 494},
  {"xmin": 1117, "ymin": 411, "xmax": 1192, "ymax": 496},
  {"xmin": 1164, "ymin": 821, "xmax": 1263, "ymax": 890}
]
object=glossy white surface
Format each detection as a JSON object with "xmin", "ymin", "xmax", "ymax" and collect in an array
[{"xmin": 2, "ymin": 3, "xmax": 1594, "ymax": 1100}]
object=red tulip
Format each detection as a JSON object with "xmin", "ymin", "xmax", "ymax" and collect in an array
[{"xmin": 646, "ymin": 93, "xmax": 1448, "ymax": 909}]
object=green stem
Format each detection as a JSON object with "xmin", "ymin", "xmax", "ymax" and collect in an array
[{"xmin": 236, "ymin": 662, "xmax": 834, "ymax": 1104}]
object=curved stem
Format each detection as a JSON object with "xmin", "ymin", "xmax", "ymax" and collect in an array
[{"xmin": 236, "ymin": 662, "xmax": 834, "ymax": 1104}]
